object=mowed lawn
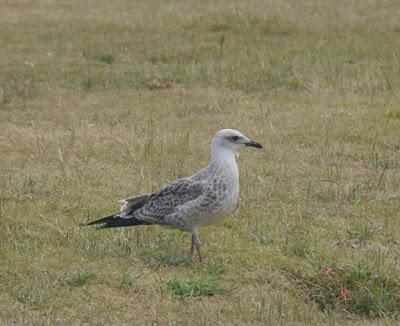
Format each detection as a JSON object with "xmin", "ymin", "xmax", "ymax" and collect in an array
[{"xmin": 1, "ymin": 0, "xmax": 400, "ymax": 324}]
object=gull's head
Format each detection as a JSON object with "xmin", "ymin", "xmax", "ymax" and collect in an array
[{"xmin": 211, "ymin": 129, "xmax": 263, "ymax": 155}]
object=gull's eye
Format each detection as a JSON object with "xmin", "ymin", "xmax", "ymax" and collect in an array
[{"xmin": 231, "ymin": 136, "xmax": 240, "ymax": 141}]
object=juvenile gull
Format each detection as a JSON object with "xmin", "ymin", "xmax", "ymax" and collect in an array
[{"xmin": 86, "ymin": 129, "xmax": 262, "ymax": 261}]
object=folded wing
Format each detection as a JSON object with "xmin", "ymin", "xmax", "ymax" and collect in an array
[
  {"xmin": 86, "ymin": 178, "xmax": 205, "ymax": 229},
  {"xmin": 133, "ymin": 178, "xmax": 205, "ymax": 224}
]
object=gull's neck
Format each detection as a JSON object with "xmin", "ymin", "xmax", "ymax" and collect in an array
[{"xmin": 210, "ymin": 145, "xmax": 237, "ymax": 167}]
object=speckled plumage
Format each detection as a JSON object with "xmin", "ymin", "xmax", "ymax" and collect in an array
[
  {"xmin": 132, "ymin": 159, "xmax": 240, "ymax": 231},
  {"xmin": 86, "ymin": 129, "xmax": 262, "ymax": 261}
]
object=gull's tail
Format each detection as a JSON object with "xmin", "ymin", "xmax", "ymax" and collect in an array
[{"xmin": 84, "ymin": 195, "xmax": 152, "ymax": 229}]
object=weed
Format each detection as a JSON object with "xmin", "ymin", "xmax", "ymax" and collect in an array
[
  {"xmin": 94, "ymin": 53, "xmax": 115, "ymax": 64},
  {"xmin": 300, "ymin": 263, "xmax": 400, "ymax": 318},
  {"xmin": 347, "ymin": 225, "xmax": 382, "ymax": 243},
  {"xmin": 218, "ymin": 34, "xmax": 225, "ymax": 59},
  {"xmin": 0, "ymin": 74, "xmax": 36, "ymax": 107},
  {"xmin": 13, "ymin": 287, "xmax": 36, "ymax": 304},
  {"xmin": 248, "ymin": 230, "xmax": 273, "ymax": 246},
  {"xmin": 13, "ymin": 177, "xmax": 43, "ymax": 196},
  {"xmin": 386, "ymin": 110, "xmax": 400, "ymax": 119},
  {"xmin": 120, "ymin": 273, "xmax": 142, "ymax": 292}
]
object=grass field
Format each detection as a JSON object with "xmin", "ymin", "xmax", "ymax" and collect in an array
[{"xmin": 1, "ymin": 0, "xmax": 400, "ymax": 324}]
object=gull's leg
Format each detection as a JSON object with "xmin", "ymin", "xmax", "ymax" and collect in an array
[
  {"xmin": 188, "ymin": 233, "xmax": 195, "ymax": 259},
  {"xmin": 193, "ymin": 230, "xmax": 202, "ymax": 263}
]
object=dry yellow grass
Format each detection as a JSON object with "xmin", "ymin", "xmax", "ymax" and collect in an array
[{"xmin": 1, "ymin": 0, "xmax": 400, "ymax": 325}]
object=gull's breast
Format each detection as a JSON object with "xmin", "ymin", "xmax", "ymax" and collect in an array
[
  {"xmin": 197, "ymin": 165, "xmax": 240, "ymax": 226},
  {"xmin": 169, "ymin": 161, "xmax": 240, "ymax": 231}
]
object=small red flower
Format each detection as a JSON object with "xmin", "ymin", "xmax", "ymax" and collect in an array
[
  {"xmin": 324, "ymin": 267, "xmax": 333, "ymax": 276},
  {"xmin": 339, "ymin": 290, "xmax": 349, "ymax": 298}
]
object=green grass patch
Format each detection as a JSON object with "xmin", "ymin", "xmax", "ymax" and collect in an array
[
  {"xmin": 166, "ymin": 278, "xmax": 225, "ymax": 299},
  {"xmin": 280, "ymin": 239, "xmax": 314, "ymax": 258},
  {"xmin": 203, "ymin": 262, "xmax": 226, "ymax": 277},
  {"xmin": 143, "ymin": 255, "xmax": 187, "ymax": 267},
  {"xmin": 62, "ymin": 270, "xmax": 97, "ymax": 288}
]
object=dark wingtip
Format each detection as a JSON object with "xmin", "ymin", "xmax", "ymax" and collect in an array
[
  {"xmin": 80, "ymin": 222, "xmax": 107, "ymax": 229},
  {"xmin": 83, "ymin": 213, "xmax": 116, "ymax": 227}
]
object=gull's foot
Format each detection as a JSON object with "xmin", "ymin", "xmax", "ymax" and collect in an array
[
  {"xmin": 197, "ymin": 256, "xmax": 208, "ymax": 264},
  {"xmin": 186, "ymin": 253, "xmax": 207, "ymax": 263}
]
